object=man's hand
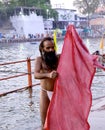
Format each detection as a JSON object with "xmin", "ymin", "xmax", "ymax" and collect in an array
[{"xmin": 49, "ymin": 70, "xmax": 58, "ymax": 79}]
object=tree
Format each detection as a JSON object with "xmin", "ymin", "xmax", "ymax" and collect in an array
[
  {"xmin": 0, "ymin": 0, "xmax": 58, "ymax": 21},
  {"xmin": 73, "ymin": 0, "xmax": 100, "ymax": 15},
  {"xmin": 9, "ymin": 0, "xmax": 58, "ymax": 20},
  {"xmin": 101, "ymin": 0, "xmax": 105, "ymax": 5},
  {"xmin": 73, "ymin": 0, "xmax": 100, "ymax": 26}
]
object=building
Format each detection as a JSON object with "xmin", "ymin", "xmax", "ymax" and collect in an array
[
  {"xmin": 89, "ymin": 6, "xmax": 105, "ymax": 36},
  {"xmin": 10, "ymin": 7, "xmax": 45, "ymax": 38},
  {"xmin": 52, "ymin": 8, "xmax": 87, "ymax": 29},
  {"xmin": 9, "ymin": 6, "xmax": 88, "ymax": 38}
]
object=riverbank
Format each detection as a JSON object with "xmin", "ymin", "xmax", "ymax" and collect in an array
[
  {"xmin": 0, "ymin": 36, "xmax": 65, "ymax": 43},
  {"xmin": 0, "ymin": 35, "xmax": 103, "ymax": 44}
]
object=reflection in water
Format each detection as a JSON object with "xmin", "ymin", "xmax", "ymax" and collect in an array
[
  {"xmin": 0, "ymin": 39, "xmax": 105, "ymax": 129},
  {"xmin": 28, "ymin": 87, "xmax": 34, "ymax": 108}
]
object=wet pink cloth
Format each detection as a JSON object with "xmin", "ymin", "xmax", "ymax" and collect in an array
[{"xmin": 44, "ymin": 25, "xmax": 104, "ymax": 130}]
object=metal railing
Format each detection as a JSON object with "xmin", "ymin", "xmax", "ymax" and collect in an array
[
  {"xmin": 0, "ymin": 58, "xmax": 105, "ymax": 99},
  {"xmin": 0, "ymin": 57, "xmax": 40, "ymax": 97}
]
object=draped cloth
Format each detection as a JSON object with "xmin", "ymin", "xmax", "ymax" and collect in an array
[{"xmin": 44, "ymin": 25, "xmax": 104, "ymax": 130}]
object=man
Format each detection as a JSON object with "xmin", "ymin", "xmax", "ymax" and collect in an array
[
  {"xmin": 102, "ymin": 54, "xmax": 105, "ymax": 66},
  {"xmin": 92, "ymin": 50, "xmax": 104, "ymax": 67},
  {"xmin": 34, "ymin": 37, "xmax": 60, "ymax": 129}
]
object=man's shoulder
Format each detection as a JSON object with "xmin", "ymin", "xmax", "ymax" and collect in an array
[
  {"xmin": 36, "ymin": 56, "xmax": 41, "ymax": 59},
  {"xmin": 35, "ymin": 56, "xmax": 42, "ymax": 62}
]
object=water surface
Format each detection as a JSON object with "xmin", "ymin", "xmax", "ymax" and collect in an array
[{"xmin": 0, "ymin": 38, "xmax": 105, "ymax": 130}]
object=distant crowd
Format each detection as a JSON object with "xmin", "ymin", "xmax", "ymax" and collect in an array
[{"xmin": 0, "ymin": 31, "xmax": 64, "ymax": 43}]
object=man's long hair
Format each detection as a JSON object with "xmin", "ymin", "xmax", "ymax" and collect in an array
[
  {"xmin": 39, "ymin": 37, "xmax": 54, "ymax": 56},
  {"xmin": 39, "ymin": 37, "xmax": 58, "ymax": 70}
]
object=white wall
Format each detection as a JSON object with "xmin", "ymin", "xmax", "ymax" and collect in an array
[
  {"xmin": 56, "ymin": 9, "xmax": 76, "ymax": 21},
  {"xmin": 10, "ymin": 13, "xmax": 45, "ymax": 38}
]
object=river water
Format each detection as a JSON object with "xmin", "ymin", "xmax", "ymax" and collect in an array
[{"xmin": 0, "ymin": 38, "xmax": 105, "ymax": 130}]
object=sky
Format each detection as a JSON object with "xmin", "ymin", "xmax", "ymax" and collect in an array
[{"xmin": 50, "ymin": 0, "xmax": 75, "ymax": 9}]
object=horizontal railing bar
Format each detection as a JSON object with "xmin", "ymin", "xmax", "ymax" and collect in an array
[
  {"xmin": 0, "ymin": 60, "xmax": 27, "ymax": 66},
  {"xmin": 0, "ymin": 58, "xmax": 37, "ymax": 97},
  {"xmin": 0, "ymin": 70, "xmax": 34, "ymax": 74},
  {"xmin": 0, "ymin": 73, "xmax": 28, "ymax": 81},
  {"xmin": 0, "ymin": 83, "xmax": 40, "ymax": 97},
  {"xmin": 95, "ymin": 74, "xmax": 105, "ymax": 76},
  {"xmin": 92, "ymin": 83, "xmax": 105, "ymax": 86},
  {"xmin": 0, "ymin": 58, "xmax": 35, "ymax": 66},
  {"xmin": 92, "ymin": 95, "xmax": 105, "ymax": 100},
  {"xmin": 0, "ymin": 70, "xmax": 26, "ymax": 73}
]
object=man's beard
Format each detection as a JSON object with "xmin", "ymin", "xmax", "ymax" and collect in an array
[{"xmin": 42, "ymin": 51, "xmax": 58, "ymax": 70}]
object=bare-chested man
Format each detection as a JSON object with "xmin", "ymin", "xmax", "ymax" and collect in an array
[{"xmin": 34, "ymin": 37, "xmax": 60, "ymax": 129}]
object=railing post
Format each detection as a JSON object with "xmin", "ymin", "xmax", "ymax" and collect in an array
[{"xmin": 27, "ymin": 57, "xmax": 32, "ymax": 87}]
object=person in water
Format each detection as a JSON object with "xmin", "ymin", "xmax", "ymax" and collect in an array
[
  {"xmin": 92, "ymin": 50, "xmax": 103, "ymax": 66},
  {"xmin": 34, "ymin": 37, "xmax": 60, "ymax": 129}
]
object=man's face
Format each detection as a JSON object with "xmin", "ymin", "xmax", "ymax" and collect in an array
[
  {"xmin": 43, "ymin": 40, "xmax": 55, "ymax": 52},
  {"xmin": 42, "ymin": 40, "xmax": 58, "ymax": 70}
]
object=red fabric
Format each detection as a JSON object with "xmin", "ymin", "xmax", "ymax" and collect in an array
[{"xmin": 44, "ymin": 25, "xmax": 97, "ymax": 130}]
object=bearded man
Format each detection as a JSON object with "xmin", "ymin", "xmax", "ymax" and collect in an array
[{"xmin": 34, "ymin": 37, "xmax": 60, "ymax": 129}]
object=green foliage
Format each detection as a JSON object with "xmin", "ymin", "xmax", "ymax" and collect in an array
[{"xmin": 0, "ymin": 0, "xmax": 58, "ymax": 21}]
